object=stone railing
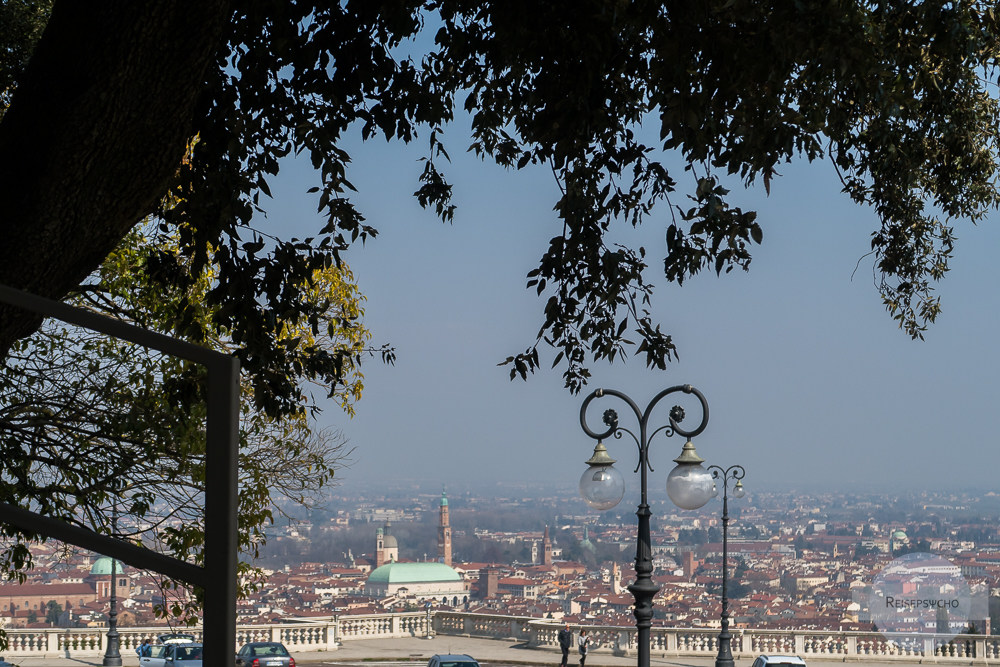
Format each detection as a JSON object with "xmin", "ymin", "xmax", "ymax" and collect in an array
[
  {"xmin": 1, "ymin": 610, "xmax": 996, "ymax": 662},
  {"xmin": 433, "ymin": 611, "xmax": 1000, "ymax": 662},
  {"xmin": 0, "ymin": 612, "xmax": 433, "ymax": 659}
]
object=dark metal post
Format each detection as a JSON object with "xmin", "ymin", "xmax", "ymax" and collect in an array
[
  {"xmin": 103, "ymin": 497, "xmax": 121, "ymax": 666},
  {"xmin": 706, "ymin": 464, "xmax": 745, "ymax": 667},
  {"xmin": 630, "ymin": 504, "xmax": 656, "ymax": 667},
  {"xmin": 203, "ymin": 354, "xmax": 240, "ymax": 665},
  {"xmin": 580, "ymin": 386, "xmax": 710, "ymax": 667}
]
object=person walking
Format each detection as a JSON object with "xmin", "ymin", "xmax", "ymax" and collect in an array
[
  {"xmin": 557, "ymin": 624, "xmax": 572, "ymax": 667},
  {"xmin": 577, "ymin": 629, "xmax": 591, "ymax": 667}
]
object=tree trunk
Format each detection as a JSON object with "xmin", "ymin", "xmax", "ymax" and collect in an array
[{"xmin": 0, "ymin": 0, "xmax": 232, "ymax": 351}]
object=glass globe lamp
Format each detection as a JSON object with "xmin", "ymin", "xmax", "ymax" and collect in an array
[
  {"xmin": 732, "ymin": 480, "xmax": 746, "ymax": 498},
  {"xmin": 666, "ymin": 440, "xmax": 715, "ymax": 510},
  {"xmin": 579, "ymin": 442, "xmax": 625, "ymax": 511}
]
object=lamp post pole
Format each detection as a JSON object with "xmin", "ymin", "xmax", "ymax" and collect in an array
[
  {"xmin": 706, "ymin": 464, "xmax": 745, "ymax": 667},
  {"xmin": 103, "ymin": 492, "xmax": 121, "ymax": 667},
  {"xmin": 578, "ymin": 385, "xmax": 712, "ymax": 667}
]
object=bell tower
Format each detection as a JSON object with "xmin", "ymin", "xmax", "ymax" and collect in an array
[
  {"xmin": 437, "ymin": 489, "xmax": 452, "ymax": 566},
  {"xmin": 375, "ymin": 527, "xmax": 385, "ymax": 568}
]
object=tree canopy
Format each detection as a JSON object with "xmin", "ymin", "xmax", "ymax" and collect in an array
[
  {"xmin": 1, "ymin": 1, "xmax": 998, "ymax": 393},
  {"xmin": 0, "ymin": 0, "xmax": 998, "ymax": 603}
]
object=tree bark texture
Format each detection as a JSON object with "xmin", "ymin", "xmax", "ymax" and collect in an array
[{"xmin": 0, "ymin": 0, "xmax": 232, "ymax": 352}]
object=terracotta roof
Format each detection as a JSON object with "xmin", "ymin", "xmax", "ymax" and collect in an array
[{"xmin": 0, "ymin": 583, "xmax": 94, "ymax": 596}]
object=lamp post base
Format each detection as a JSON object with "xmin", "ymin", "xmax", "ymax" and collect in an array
[{"xmin": 714, "ymin": 632, "xmax": 734, "ymax": 667}]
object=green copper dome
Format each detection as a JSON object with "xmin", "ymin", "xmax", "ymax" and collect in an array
[
  {"xmin": 367, "ymin": 562, "xmax": 460, "ymax": 584},
  {"xmin": 90, "ymin": 557, "xmax": 125, "ymax": 575}
]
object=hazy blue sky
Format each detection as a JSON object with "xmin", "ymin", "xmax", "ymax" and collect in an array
[{"xmin": 263, "ymin": 116, "xmax": 1000, "ymax": 498}]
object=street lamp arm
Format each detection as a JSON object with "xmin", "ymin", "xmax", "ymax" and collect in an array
[
  {"xmin": 707, "ymin": 464, "xmax": 745, "ymax": 491},
  {"xmin": 578, "ymin": 388, "xmax": 643, "ymax": 441},
  {"xmin": 644, "ymin": 384, "xmax": 710, "ymax": 438},
  {"xmin": 643, "ymin": 424, "xmax": 679, "ymax": 471},
  {"xmin": 579, "ymin": 384, "xmax": 710, "ymax": 445},
  {"xmin": 610, "ymin": 426, "xmax": 642, "ymax": 451}
]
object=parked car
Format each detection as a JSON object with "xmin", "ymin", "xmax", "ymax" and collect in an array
[
  {"xmin": 139, "ymin": 645, "xmax": 167, "ymax": 667},
  {"xmin": 159, "ymin": 633, "xmax": 198, "ymax": 644},
  {"xmin": 142, "ymin": 642, "xmax": 204, "ymax": 667},
  {"xmin": 235, "ymin": 641, "xmax": 296, "ymax": 667},
  {"xmin": 427, "ymin": 654, "xmax": 480, "ymax": 667},
  {"xmin": 750, "ymin": 656, "xmax": 807, "ymax": 667}
]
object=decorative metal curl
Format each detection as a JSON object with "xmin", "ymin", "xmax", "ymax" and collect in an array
[{"xmin": 579, "ymin": 385, "xmax": 710, "ymax": 465}]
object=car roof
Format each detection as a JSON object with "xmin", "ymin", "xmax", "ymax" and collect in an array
[
  {"xmin": 760, "ymin": 656, "xmax": 807, "ymax": 665},
  {"xmin": 242, "ymin": 642, "xmax": 285, "ymax": 647}
]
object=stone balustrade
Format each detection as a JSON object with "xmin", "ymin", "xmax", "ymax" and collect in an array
[
  {"xmin": 438, "ymin": 612, "xmax": 1000, "ymax": 663},
  {"xmin": 0, "ymin": 610, "xmax": 995, "ymax": 662}
]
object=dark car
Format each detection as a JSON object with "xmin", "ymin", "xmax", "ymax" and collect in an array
[
  {"xmin": 235, "ymin": 642, "xmax": 296, "ymax": 667},
  {"xmin": 427, "ymin": 654, "xmax": 480, "ymax": 667}
]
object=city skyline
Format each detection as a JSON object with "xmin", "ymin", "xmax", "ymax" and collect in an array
[{"xmin": 262, "ymin": 119, "xmax": 1000, "ymax": 492}]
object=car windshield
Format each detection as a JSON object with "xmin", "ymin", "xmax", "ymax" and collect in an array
[
  {"xmin": 251, "ymin": 645, "xmax": 289, "ymax": 657},
  {"xmin": 440, "ymin": 662, "xmax": 478, "ymax": 667}
]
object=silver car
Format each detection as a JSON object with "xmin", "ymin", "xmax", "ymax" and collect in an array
[
  {"xmin": 235, "ymin": 642, "xmax": 295, "ymax": 667},
  {"xmin": 144, "ymin": 642, "xmax": 204, "ymax": 667},
  {"xmin": 139, "ymin": 645, "xmax": 167, "ymax": 667}
]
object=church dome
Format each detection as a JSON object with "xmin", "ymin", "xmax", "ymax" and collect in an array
[
  {"xmin": 90, "ymin": 557, "xmax": 125, "ymax": 575},
  {"xmin": 383, "ymin": 534, "xmax": 398, "ymax": 548},
  {"xmin": 367, "ymin": 562, "xmax": 460, "ymax": 585}
]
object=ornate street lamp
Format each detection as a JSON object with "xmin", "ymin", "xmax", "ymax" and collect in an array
[
  {"xmin": 578, "ymin": 385, "xmax": 713, "ymax": 667},
  {"xmin": 705, "ymin": 464, "xmax": 745, "ymax": 667}
]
